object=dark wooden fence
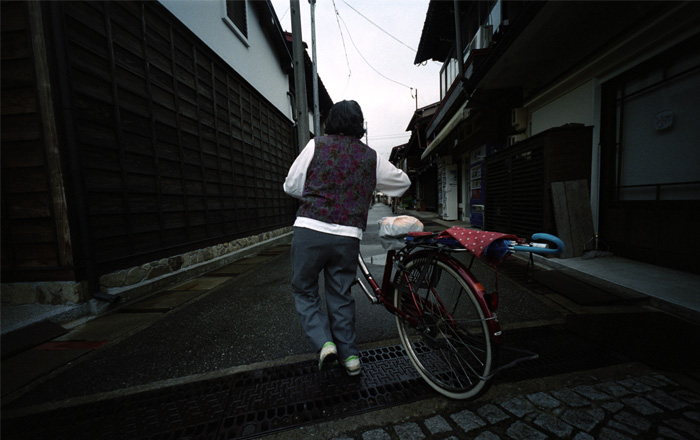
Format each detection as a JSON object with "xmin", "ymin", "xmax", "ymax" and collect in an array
[
  {"xmin": 485, "ymin": 126, "xmax": 592, "ymax": 241},
  {"xmin": 1, "ymin": 1, "xmax": 298, "ymax": 291}
]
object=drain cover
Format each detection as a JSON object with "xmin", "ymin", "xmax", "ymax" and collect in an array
[
  {"xmin": 219, "ymin": 345, "xmax": 432, "ymax": 439},
  {"xmin": 2, "ymin": 326, "xmax": 625, "ymax": 440}
]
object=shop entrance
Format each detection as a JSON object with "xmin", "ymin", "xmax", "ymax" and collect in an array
[{"xmin": 600, "ymin": 38, "xmax": 700, "ymax": 272}]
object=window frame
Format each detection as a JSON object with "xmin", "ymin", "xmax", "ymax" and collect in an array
[{"xmin": 222, "ymin": 0, "xmax": 250, "ymax": 47}]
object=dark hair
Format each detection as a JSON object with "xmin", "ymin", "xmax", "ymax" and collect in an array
[{"xmin": 324, "ymin": 100, "xmax": 365, "ymax": 139}]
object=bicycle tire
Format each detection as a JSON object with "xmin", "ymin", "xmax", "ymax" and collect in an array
[{"xmin": 393, "ymin": 252, "xmax": 497, "ymax": 399}]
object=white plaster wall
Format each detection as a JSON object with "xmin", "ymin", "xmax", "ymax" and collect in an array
[
  {"xmin": 159, "ymin": 0, "xmax": 292, "ymax": 121},
  {"xmin": 530, "ymin": 80, "xmax": 594, "ymax": 136}
]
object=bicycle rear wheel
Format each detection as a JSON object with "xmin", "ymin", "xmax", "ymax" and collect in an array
[{"xmin": 393, "ymin": 253, "xmax": 496, "ymax": 399}]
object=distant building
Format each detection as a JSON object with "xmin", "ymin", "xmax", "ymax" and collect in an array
[{"xmin": 392, "ymin": 103, "xmax": 440, "ymax": 213}]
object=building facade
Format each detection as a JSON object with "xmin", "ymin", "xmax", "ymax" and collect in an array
[
  {"xmin": 411, "ymin": 0, "xmax": 700, "ymax": 271},
  {"xmin": 1, "ymin": 0, "xmax": 330, "ymax": 305}
]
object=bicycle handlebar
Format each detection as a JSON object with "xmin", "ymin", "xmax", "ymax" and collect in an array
[{"xmin": 510, "ymin": 233, "xmax": 565, "ymax": 256}]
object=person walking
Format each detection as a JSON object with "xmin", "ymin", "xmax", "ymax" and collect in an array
[{"xmin": 283, "ymin": 100, "xmax": 410, "ymax": 376}]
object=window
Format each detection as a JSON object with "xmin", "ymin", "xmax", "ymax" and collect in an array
[
  {"xmin": 612, "ymin": 50, "xmax": 700, "ymax": 201},
  {"xmin": 224, "ymin": 0, "xmax": 248, "ymax": 43},
  {"xmin": 440, "ymin": 57, "xmax": 459, "ymax": 99}
]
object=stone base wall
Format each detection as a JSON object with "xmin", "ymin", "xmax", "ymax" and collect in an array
[{"xmin": 1, "ymin": 227, "xmax": 292, "ymax": 306}]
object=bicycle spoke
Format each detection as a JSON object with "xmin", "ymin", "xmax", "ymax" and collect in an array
[
  {"xmin": 430, "ymin": 324, "xmax": 483, "ymax": 376},
  {"xmin": 394, "ymin": 253, "xmax": 496, "ymax": 399},
  {"xmin": 435, "ymin": 335, "xmax": 474, "ymax": 388},
  {"xmin": 438, "ymin": 326, "xmax": 486, "ymax": 379}
]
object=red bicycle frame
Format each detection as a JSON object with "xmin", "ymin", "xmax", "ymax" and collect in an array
[{"xmin": 355, "ymin": 249, "xmax": 503, "ymax": 343}]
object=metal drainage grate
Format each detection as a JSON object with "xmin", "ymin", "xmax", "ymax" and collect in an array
[
  {"xmin": 220, "ymin": 345, "xmax": 432, "ymax": 439},
  {"xmin": 2, "ymin": 326, "xmax": 626, "ymax": 440}
]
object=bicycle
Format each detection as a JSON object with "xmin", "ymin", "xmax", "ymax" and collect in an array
[{"xmin": 353, "ymin": 220, "xmax": 565, "ymax": 400}]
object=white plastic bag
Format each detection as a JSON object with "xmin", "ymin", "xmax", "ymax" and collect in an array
[
  {"xmin": 378, "ymin": 216, "xmax": 424, "ymax": 237},
  {"xmin": 377, "ymin": 216, "xmax": 424, "ymax": 251}
]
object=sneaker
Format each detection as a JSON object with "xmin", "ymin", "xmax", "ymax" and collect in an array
[
  {"xmin": 344, "ymin": 355, "xmax": 361, "ymax": 376},
  {"xmin": 318, "ymin": 342, "xmax": 337, "ymax": 371}
]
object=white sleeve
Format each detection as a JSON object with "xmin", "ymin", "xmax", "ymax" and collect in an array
[
  {"xmin": 283, "ymin": 139, "xmax": 315, "ymax": 199},
  {"xmin": 376, "ymin": 155, "xmax": 411, "ymax": 197}
]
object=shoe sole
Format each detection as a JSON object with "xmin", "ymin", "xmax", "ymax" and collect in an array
[{"xmin": 346, "ymin": 368, "xmax": 361, "ymax": 376}]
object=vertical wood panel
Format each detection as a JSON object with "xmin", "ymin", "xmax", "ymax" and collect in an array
[
  {"xmin": 1, "ymin": 0, "xmax": 71, "ymax": 280},
  {"xmin": 28, "ymin": 0, "xmax": 74, "ymax": 267}
]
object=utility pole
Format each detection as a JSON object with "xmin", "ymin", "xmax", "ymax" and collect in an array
[
  {"xmin": 310, "ymin": 0, "xmax": 320, "ymax": 136},
  {"xmin": 291, "ymin": 0, "xmax": 309, "ymax": 148},
  {"xmin": 453, "ymin": 0, "xmax": 464, "ymax": 81}
]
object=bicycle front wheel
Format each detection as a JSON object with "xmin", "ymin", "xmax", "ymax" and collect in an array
[{"xmin": 393, "ymin": 253, "xmax": 496, "ymax": 399}]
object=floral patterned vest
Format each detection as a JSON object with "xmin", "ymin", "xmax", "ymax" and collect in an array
[{"xmin": 298, "ymin": 135, "xmax": 377, "ymax": 230}]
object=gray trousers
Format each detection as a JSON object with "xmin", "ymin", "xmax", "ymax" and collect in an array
[{"xmin": 291, "ymin": 227, "xmax": 360, "ymax": 360}]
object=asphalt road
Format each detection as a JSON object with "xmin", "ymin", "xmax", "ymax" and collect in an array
[{"xmin": 7, "ymin": 204, "xmax": 561, "ymax": 408}]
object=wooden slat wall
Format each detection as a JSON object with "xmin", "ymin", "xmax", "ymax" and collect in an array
[
  {"xmin": 484, "ymin": 142, "xmax": 545, "ymax": 239},
  {"xmin": 59, "ymin": 0, "xmax": 297, "ymax": 274},
  {"xmin": 2, "ymin": 0, "xmax": 297, "ymax": 284}
]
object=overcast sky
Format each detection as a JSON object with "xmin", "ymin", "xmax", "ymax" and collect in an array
[{"xmin": 269, "ymin": 0, "xmax": 442, "ymax": 157}]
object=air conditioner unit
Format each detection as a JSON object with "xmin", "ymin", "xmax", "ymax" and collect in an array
[
  {"xmin": 508, "ymin": 134, "xmax": 527, "ymax": 146},
  {"xmin": 511, "ymin": 107, "xmax": 526, "ymax": 131}
]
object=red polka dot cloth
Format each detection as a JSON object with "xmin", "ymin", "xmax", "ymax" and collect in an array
[
  {"xmin": 409, "ymin": 227, "xmax": 523, "ymax": 264},
  {"xmin": 440, "ymin": 227, "xmax": 519, "ymax": 258}
]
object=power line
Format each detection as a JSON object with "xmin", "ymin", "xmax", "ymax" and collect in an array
[
  {"xmin": 336, "ymin": 9, "xmax": 414, "ymax": 91},
  {"xmin": 331, "ymin": 0, "xmax": 352, "ymax": 95},
  {"xmin": 372, "ymin": 133, "xmax": 410, "ymax": 140},
  {"xmin": 278, "ymin": 5, "xmax": 289, "ymax": 22},
  {"xmin": 342, "ymin": 0, "xmax": 416, "ymax": 53}
]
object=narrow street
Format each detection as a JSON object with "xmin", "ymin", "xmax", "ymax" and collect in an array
[
  {"xmin": 3, "ymin": 1, "xmax": 700, "ymax": 439},
  {"xmin": 2, "ymin": 204, "xmax": 699, "ymax": 439},
  {"xmin": 2, "ymin": 204, "xmax": 562, "ymax": 405}
]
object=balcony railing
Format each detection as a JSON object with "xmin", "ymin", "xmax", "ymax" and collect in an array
[{"xmin": 439, "ymin": 0, "xmax": 504, "ymax": 99}]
